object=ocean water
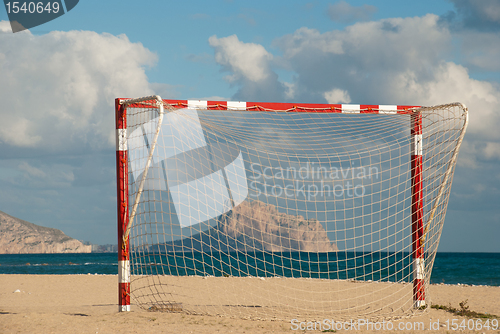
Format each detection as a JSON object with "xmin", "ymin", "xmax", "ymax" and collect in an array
[
  {"xmin": 0, "ymin": 252, "xmax": 498, "ymax": 286},
  {"xmin": 0, "ymin": 253, "xmax": 118, "ymax": 275}
]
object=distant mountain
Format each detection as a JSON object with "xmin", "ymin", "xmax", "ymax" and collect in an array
[
  {"xmin": 157, "ymin": 200, "xmax": 338, "ymax": 253},
  {"xmin": 0, "ymin": 211, "xmax": 91, "ymax": 254}
]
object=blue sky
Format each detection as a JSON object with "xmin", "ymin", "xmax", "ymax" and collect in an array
[{"xmin": 0, "ymin": 0, "xmax": 499, "ymax": 251}]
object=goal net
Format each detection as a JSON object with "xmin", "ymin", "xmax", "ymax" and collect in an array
[{"xmin": 115, "ymin": 96, "xmax": 468, "ymax": 320}]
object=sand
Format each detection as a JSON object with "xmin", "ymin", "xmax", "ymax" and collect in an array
[{"xmin": 1, "ymin": 274, "xmax": 499, "ymax": 333}]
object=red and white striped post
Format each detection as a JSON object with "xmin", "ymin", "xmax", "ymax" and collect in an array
[
  {"xmin": 411, "ymin": 112, "xmax": 425, "ymax": 308},
  {"xmin": 115, "ymin": 98, "xmax": 131, "ymax": 312}
]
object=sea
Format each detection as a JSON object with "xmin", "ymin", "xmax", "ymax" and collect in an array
[{"xmin": 0, "ymin": 252, "xmax": 498, "ymax": 286}]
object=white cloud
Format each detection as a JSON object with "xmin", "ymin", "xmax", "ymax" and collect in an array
[
  {"xmin": 0, "ymin": 22, "xmax": 161, "ymax": 152},
  {"xmin": 208, "ymin": 34, "xmax": 285, "ymax": 101},
  {"xmin": 209, "ymin": 35, "xmax": 272, "ymax": 83},
  {"xmin": 283, "ymin": 82, "xmax": 296, "ymax": 99},
  {"xmin": 0, "ymin": 21, "xmax": 12, "ymax": 32},
  {"xmin": 324, "ymin": 88, "xmax": 351, "ymax": 104},
  {"xmin": 275, "ymin": 27, "xmax": 344, "ymax": 59},
  {"xmin": 397, "ymin": 62, "xmax": 500, "ymax": 139}
]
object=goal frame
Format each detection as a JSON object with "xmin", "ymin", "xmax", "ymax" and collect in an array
[{"xmin": 115, "ymin": 95, "xmax": 466, "ymax": 312}]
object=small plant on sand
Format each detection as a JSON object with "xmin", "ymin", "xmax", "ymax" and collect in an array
[{"xmin": 431, "ymin": 299, "xmax": 498, "ymax": 319}]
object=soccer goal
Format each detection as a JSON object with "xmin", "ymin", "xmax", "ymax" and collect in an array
[{"xmin": 115, "ymin": 96, "xmax": 468, "ymax": 320}]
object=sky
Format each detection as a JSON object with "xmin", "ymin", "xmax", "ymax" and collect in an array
[{"xmin": 0, "ymin": 0, "xmax": 499, "ymax": 251}]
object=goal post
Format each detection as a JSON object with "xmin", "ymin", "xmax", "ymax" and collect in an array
[
  {"xmin": 411, "ymin": 112, "xmax": 425, "ymax": 308},
  {"xmin": 115, "ymin": 97, "xmax": 468, "ymax": 319},
  {"xmin": 115, "ymin": 97, "xmax": 130, "ymax": 312}
]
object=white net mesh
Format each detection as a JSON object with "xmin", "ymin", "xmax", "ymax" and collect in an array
[{"xmin": 119, "ymin": 98, "xmax": 467, "ymax": 320}]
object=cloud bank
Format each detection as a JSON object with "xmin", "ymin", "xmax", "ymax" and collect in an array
[
  {"xmin": 209, "ymin": 14, "xmax": 500, "ymax": 157},
  {"xmin": 208, "ymin": 11, "xmax": 500, "ymax": 249},
  {"xmin": 0, "ymin": 21, "xmax": 158, "ymax": 152}
]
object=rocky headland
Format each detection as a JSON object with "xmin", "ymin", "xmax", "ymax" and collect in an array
[{"xmin": 0, "ymin": 211, "xmax": 91, "ymax": 254}]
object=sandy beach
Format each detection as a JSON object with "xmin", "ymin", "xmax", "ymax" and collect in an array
[{"xmin": 1, "ymin": 274, "xmax": 499, "ymax": 333}]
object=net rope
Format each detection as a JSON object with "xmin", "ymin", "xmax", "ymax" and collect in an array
[{"xmin": 121, "ymin": 99, "xmax": 467, "ymax": 320}]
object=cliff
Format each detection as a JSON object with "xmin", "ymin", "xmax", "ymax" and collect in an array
[
  {"xmin": 161, "ymin": 200, "xmax": 338, "ymax": 252},
  {"xmin": 0, "ymin": 211, "xmax": 91, "ymax": 254}
]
